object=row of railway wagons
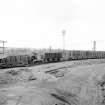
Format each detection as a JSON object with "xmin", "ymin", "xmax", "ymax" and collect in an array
[
  {"xmin": 68, "ymin": 50, "xmax": 105, "ymax": 60},
  {"xmin": 42, "ymin": 51, "xmax": 105, "ymax": 62},
  {"xmin": 0, "ymin": 50, "xmax": 105, "ymax": 68}
]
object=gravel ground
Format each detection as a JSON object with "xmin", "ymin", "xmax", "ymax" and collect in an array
[{"xmin": 1, "ymin": 59, "xmax": 105, "ymax": 105}]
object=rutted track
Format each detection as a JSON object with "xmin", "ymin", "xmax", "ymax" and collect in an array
[{"xmin": 45, "ymin": 59, "xmax": 105, "ymax": 77}]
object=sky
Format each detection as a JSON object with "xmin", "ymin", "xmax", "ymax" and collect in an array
[{"xmin": 0, "ymin": 0, "xmax": 105, "ymax": 50}]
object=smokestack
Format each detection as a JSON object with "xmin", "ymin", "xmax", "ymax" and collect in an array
[
  {"xmin": 62, "ymin": 30, "xmax": 66, "ymax": 52},
  {"xmin": 93, "ymin": 41, "xmax": 96, "ymax": 51}
]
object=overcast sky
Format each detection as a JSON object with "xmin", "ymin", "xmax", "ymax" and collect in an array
[{"xmin": 0, "ymin": 0, "xmax": 105, "ymax": 50}]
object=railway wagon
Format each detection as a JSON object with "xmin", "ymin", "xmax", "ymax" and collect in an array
[
  {"xmin": 101, "ymin": 51, "xmax": 105, "ymax": 58},
  {"xmin": 69, "ymin": 50, "xmax": 87, "ymax": 60},
  {"xmin": 43, "ymin": 52, "xmax": 63, "ymax": 62},
  {"xmin": 6, "ymin": 55, "xmax": 32, "ymax": 67},
  {"xmin": 61, "ymin": 51, "xmax": 85, "ymax": 60},
  {"xmin": 0, "ymin": 55, "xmax": 32, "ymax": 68},
  {"xmin": 60, "ymin": 51, "xmax": 71, "ymax": 60}
]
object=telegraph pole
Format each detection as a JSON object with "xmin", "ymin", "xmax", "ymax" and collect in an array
[
  {"xmin": 62, "ymin": 30, "xmax": 66, "ymax": 52},
  {"xmin": 0, "ymin": 40, "xmax": 7, "ymax": 55}
]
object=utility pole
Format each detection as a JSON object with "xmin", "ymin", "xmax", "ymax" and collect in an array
[
  {"xmin": 93, "ymin": 41, "xmax": 96, "ymax": 51},
  {"xmin": 0, "ymin": 40, "xmax": 7, "ymax": 56},
  {"xmin": 62, "ymin": 30, "xmax": 66, "ymax": 52}
]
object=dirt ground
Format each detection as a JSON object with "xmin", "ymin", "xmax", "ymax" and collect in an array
[{"xmin": 1, "ymin": 59, "xmax": 105, "ymax": 105}]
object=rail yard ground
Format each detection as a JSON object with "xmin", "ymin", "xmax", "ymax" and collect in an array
[{"xmin": 1, "ymin": 59, "xmax": 105, "ymax": 105}]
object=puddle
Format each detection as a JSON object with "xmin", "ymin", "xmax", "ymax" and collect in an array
[{"xmin": 7, "ymin": 94, "xmax": 15, "ymax": 97}]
